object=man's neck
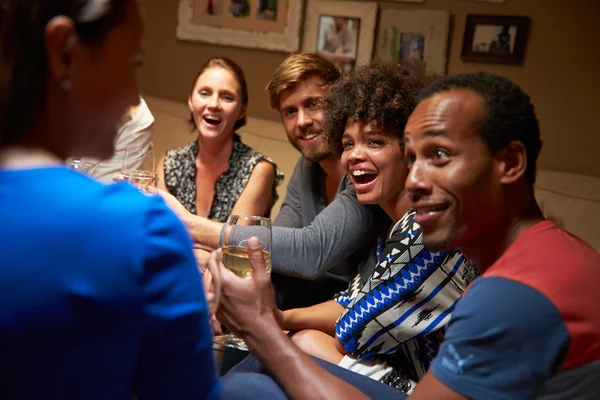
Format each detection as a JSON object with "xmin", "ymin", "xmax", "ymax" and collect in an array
[
  {"xmin": 318, "ymin": 155, "xmax": 345, "ymax": 204},
  {"xmin": 460, "ymin": 195, "xmax": 544, "ymax": 273},
  {"xmin": 318, "ymin": 155, "xmax": 344, "ymax": 182}
]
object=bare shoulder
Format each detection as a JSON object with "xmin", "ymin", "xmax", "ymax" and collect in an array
[{"xmin": 250, "ymin": 159, "xmax": 276, "ymax": 182}]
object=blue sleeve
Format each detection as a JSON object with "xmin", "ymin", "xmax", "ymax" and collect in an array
[
  {"xmin": 430, "ymin": 277, "xmax": 569, "ymax": 400},
  {"xmin": 136, "ymin": 196, "xmax": 219, "ymax": 400}
]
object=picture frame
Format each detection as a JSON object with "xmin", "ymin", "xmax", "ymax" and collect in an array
[
  {"xmin": 176, "ymin": 0, "xmax": 304, "ymax": 52},
  {"xmin": 302, "ymin": 0, "xmax": 378, "ymax": 72},
  {"xmin": 375, "ymin": 9, "xmax": 450, "ymax": 75},
  {"xmin": 461, "ymin": 14, "xmax": 531, "ymax": 65}
]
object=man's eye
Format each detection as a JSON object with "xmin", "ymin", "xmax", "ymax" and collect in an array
[
  {"xmin": 434, "ymin": 149, "xmax": 449, "ymax": 158},
  {"xmin": 309, "ymin": 100, "xmax": 322, "ymax": 109}
]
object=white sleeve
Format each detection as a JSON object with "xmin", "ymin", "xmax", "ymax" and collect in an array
[{"xmin": 91, "ymin": 97, "xmax": 155, "ymax": 183}]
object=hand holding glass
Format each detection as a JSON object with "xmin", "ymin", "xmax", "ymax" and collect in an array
[
  {"xmin": 198, "ymin": 257, "xmax": 221, "ymax": 317},
  {"xmin": 212, "ymin": 215, "xmax": 272, "ymax": 351}
]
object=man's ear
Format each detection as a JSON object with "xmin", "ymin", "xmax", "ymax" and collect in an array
[
  {"xmin": 45, "ymin": 16, "xmax": 78, "ymax": 88},
  {"xmin": 497, "ymin": 140, "xmax": 527, "ymax": 185}
]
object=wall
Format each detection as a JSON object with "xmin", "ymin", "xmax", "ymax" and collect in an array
[{"xmin": 139, "ymin": 0, "xmax": 600, "ymax": 177}]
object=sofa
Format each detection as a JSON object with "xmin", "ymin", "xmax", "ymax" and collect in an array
[{"xmin": 145, "ymin": 95, "xmax": 600, "ymax": 253}]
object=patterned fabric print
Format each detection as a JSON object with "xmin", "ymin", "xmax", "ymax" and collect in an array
[
  {"xmin": 163, "ymin": 135, "xmax": 284, "ymax": 222},
  {"xmin": 334, "ymin": 232, "xmax": 386, "ymax": 308},
  {"xmin": 335, "ymin": 209, "xmax": 479, "ymax": 382}
]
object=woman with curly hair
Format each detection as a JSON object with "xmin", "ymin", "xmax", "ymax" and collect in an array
[{"xmin": 273, "ymin": 60, "xmax": 479, "ymax": 394}]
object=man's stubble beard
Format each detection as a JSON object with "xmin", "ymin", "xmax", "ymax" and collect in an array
[{"xmin": 298, "ymin": 130, "xmax": 333, "ymax": 163}]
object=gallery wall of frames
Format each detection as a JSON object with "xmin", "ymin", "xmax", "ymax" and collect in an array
[{"xmin": 177, "ymin": 0, "xmax": 531, "ymax": 74}]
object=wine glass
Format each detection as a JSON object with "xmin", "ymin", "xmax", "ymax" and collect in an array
[
  {"xmin": 121, "ymin": 148, "xmax": 157, "ymax": 191},
  {"xmin": 65, "ymin": 158, "xmax": 98, "ymax": 177},
  {"xmin": 212, "ymin": 214, "xmax": 272, "ymax": 351}
]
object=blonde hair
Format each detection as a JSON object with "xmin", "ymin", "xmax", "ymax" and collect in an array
[{"xmin": 266, "ymin": 53, "xmax": 341, "ymax": 110}]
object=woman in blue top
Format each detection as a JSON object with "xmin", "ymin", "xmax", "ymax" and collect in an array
[{"xmin": 0, "ymin": 1, "xmax": 219, "ymax": 398}]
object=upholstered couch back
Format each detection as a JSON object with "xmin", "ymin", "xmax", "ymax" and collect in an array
[
  {"xmin": 535, "ymin": 170, "xmax": 600, "ymax": 252},
  {"xmin": 146, "ymin": 95, "xmax": 600, "ymax": 253}
]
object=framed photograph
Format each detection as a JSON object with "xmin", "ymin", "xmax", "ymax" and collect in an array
[
  {"xmin": 176, "ymin": 0, "xmax": 304, "ymax": 52},
  {"xmin": 302, "ymin": 0, "xmax": 378, "ymax": 72},
  {"xmin": 375, "ymin": 9, "xmax": 450, "ymax": 75},
  {"xmin": 461, "ymin": 14, "xmax": 531, "ymax": 64}
]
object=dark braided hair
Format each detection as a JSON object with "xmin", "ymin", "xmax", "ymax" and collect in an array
[{"xmin": 322, "ymin": 60, "xmax": 439, "ymax": 152}]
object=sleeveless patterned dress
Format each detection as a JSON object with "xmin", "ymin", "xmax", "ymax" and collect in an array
[{"xmin": 163, "ymin": 134, "xmax": 284, "ymax": 222}]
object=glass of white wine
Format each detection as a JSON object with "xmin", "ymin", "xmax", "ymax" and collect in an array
[
  {"xmin": 213, "ymin": 214, "xmax": 272, "ymax": 351},
  {"xmin": 121, "ymin": 148, "xmax": 157, "ymax": 191}
]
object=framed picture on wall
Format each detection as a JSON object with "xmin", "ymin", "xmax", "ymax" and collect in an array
[
  {"xmin": 176, "ymin": 0, "xmax": 304, "ymax": 52},
  {"xmin": 302, "ymin": 0, "xmax": 378, "ymax": 72},
  {"xmin": 375, "ymin": 9, "xmax": 450, "ymax": 75},
  {"xmin": 461, "ymin": 14, "xmax": 531, "ymax": 64}
]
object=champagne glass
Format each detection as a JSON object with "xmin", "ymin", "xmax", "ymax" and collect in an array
[
  {"xmin": 212, "ymin": 215, "xmax": 272, "ymax": 351},
  {"xmin": 121, "ymin": 148, "xmax": 157, "ymax": 191},
  {"xmin": 65, "ymin": 158, "xmax": 98, "ymax": 177}
]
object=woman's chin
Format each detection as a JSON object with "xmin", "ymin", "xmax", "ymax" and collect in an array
[
  {"xmin": 198, "ymin": 126, "xmax": 231, "ymax": 140},
  {"xmin": 356, "ymin": 192, "xmax": 379, "ymax": 205}
]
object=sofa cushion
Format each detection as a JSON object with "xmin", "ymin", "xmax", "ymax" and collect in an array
[{"xmin": 535, "ymin": 170, "xmax": 600, "ymax": 253}]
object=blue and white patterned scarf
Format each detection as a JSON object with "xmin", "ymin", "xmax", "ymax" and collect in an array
[{"xmin": 334, "ymin": 209, "xmax": 479, "ymax": 382}]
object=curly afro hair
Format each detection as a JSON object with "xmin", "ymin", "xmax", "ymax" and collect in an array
[
  {"xmin": 322, "ymin": 60, "xmax": 439, "ymax": 153},
  {"xmin": 417, "ymin": 72, "xmax": 542, "ymax": 185}
]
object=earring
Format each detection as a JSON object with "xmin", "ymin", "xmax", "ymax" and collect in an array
[{"xmin": 60, "ymin": 80, "xmax": 72, "ymax": 91}]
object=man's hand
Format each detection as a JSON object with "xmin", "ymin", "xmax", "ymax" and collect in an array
[
  {"xmin": 206, "ymin": 238, "xmax": 371, "ymax": 400},
  {"xmin": 207, "ymin": 237, "xmax": 278, "ymax": 340}
]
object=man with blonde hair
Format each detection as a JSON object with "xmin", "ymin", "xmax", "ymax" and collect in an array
[
  {"xmin": 265, "ymin": 54, "xmax": 387, "ymax": 310},
  {"xmin": 162, "ymin": 53, "xmax": 387, "ymax": 310}
]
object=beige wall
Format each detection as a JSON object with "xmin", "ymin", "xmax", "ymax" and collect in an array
[{"xmin": 139, "ymin": 0, "xmax": 600, "ymax": 177}]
